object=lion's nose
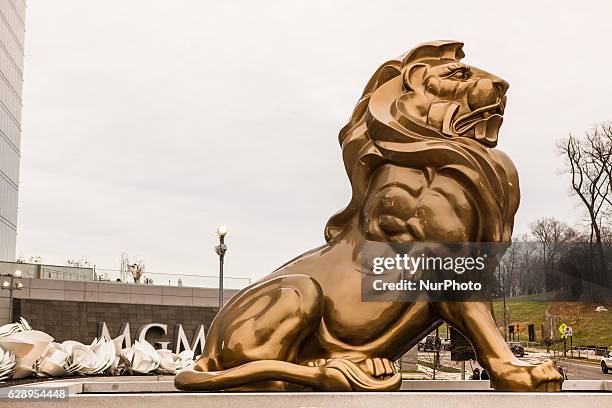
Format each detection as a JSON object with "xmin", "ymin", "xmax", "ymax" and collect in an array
[
  {"xmin": 496, "ymin": 78, "xmax": 509, "ymax": 95},
  {"xmin": 468, "ymin": 78, "xmax": 498, "ymax": 110}
]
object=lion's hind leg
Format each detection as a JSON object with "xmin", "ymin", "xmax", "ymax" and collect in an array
[
  {"xmin": 174, "ymin": 358, "xmax": 401, "ymax": 391},
  {"xmin": 176, "ymin": 274, "xmax": 324, "ymax": 391},
  {"xmin": 175, "ymin": 273, "xmax": 401, "ymax": 391}
]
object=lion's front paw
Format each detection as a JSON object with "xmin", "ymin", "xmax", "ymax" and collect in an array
[
  {"xmin": 360, "ymin": 357, "xmax": 396, "ymax": 379},
  {"xmin": 492, "ymin": 360, "xmax": 563, "ymax": 392},
  {"xmin": 531, "ymin": 360, "xmax": 564, "ymax": 392}
]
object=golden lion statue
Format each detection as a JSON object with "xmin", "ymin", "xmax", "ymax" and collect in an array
[{"xmin": 175, "ymin": 40, "xmax": 563, "ymax": 392}]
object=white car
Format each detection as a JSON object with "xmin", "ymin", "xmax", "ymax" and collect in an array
[{"xmin": 601, "ymin": 351, "xmax": 612, "ymax": 374}]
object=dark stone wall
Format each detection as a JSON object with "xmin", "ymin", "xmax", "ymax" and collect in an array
[{"xmin": 14, "ymin": 299, "xmax": 218, "ymax": 351}]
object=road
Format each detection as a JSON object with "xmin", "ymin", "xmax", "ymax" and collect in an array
[
  {"xmin": 415, "ymin": 350, "xmax": 611, "ymax": 380},
  {"xmin": 520, "ymin": 351, "xmax": 609, "ymax": 380},
  {"xmin": 563, "ymin": 359, "xmax": 608, "ymax": 380}
]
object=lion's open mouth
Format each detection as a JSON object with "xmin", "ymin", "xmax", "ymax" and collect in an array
[
  {"xmin": 451, "ymin": 98, "xmax": 505, "ymax": 147},
  {"xmin": 452, "ymin": 100, "xmax": 504, "ymax": 135}
]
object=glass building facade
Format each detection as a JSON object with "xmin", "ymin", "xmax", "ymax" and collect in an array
[{"xmin": 0, "ymin": 0, "xmax": 25, "ymax": 261}]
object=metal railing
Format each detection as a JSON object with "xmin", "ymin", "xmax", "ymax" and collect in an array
[
  {"xmin": 0, "ymin": 261, "xmax": 252, "ymax": 289},
  {"xmin": 93, "ymin": 268, "xmax": 251, "ymax": 289},
  {"xmin": 0, "ymin": 261, "xmax": 93, "ymax": 281}
]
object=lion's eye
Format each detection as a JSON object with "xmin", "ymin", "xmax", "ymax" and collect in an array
[{"xmin": 450, "ymin": 69, "xmax": 469, "ymax": 80}]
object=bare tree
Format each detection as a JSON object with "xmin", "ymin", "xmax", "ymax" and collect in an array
[
  {"xmin": 128, "ymin": 260, "xmax": 145, "ymax": 284},
  {"xmin": 519, "ymin": 237, "xmax": 543, "ymax": 294},
  {"xmin": 66, "ymin": 257, "xmax": 91, "ymax": 268},
  {"xmin": 558, "ymin": 123, "xmax": 612, "ymax": 287},
  {"xmin": 585, "ymin": 123, "xmax": 612, "ymax": 214},
  {"xmin": 118, "ymin": 253, "xmax": 146, "ymax": 283},
  {"xmin": 529, "ymin": 218, "xmax": 577, "ymax": 291},
  {"xmin": 16, "ymin": 254, "xmax": 41, "ymax": 264},
  {"xmin": 497, "ymin": 236, "xmax": 526, "ymax": 338},
  {"xmin": 120, "ymin": 253, "xmax": 129, "ymax": 282}
]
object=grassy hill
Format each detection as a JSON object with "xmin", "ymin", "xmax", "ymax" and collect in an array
[{"xmin": 492, "ymin": 299, "xmax": 612, "ymax": 347}]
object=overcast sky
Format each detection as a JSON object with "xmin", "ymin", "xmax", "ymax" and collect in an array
[{"xmin": 16, "ymin": 0, "xmax": 612, "ymax": 286}]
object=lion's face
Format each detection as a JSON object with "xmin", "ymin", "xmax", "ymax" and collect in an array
[{"xmin": 397, "ymin": 59, "xmax": 508, "ymax": 147}]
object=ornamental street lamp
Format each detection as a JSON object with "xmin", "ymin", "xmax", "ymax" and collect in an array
[
  {"xmin": 1, "ymin": 270, "xmax": 23, "ymax": 323},
  {"xmin": 215, "ymin": 225, "xmax": 228, "ymax": 309}
]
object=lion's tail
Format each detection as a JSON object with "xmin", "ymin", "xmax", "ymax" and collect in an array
[{"xmin": 174, "ymin": 358, "xmax": 401, "ymax": 392}]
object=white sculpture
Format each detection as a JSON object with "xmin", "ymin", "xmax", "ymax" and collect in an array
[
  {"xmin": 0, "ymin": 318, "xmax": 53, "ymax": 379},
  {"xmin": 0, "ymin": 347, "xmax": 15, "ymax": 381},
  {"xmin": 0, "ymin": 318, "xmax": 195, "ymax": 381}
]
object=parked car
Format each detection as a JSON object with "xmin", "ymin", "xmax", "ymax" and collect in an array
[
  {"xmin": 507, "ymin": 341, "xmax": 524, "ymax": 357},
  {"xmin": 601, "ymin": 351, "xmax": 612, "ymax": 374},
  {"xmin": 418, "ymin": 335, "xmax": 435, "ymax": 351},
  {"xmin": 418, "ymin": 335, "xmax": 444, "ymax": 352}
]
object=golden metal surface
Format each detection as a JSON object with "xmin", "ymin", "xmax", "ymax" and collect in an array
[{"xmin": 175, "ymin": 41, "xmax": 563, "ymax": 392}]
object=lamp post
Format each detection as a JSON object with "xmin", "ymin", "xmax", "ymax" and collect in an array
[
  {"xmin": 215, "ymin": 225, "xmax": 228, "ymax": 310},
  {"xmin": 1, "ymin": 270, "xmax": 23, "ymax": 323}
]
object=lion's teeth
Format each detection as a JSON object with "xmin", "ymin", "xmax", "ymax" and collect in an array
[{"xmin": 474, "ymin": 121, "xmax": 487, "ymax": 141}]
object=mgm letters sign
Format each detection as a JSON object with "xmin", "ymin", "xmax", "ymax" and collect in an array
[{"xmin": 98, "ymin": 321, "xmax": 207, "ymax": 354}]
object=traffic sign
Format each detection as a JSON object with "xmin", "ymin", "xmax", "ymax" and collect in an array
[
  {"xmin": 558, "ymin": 322, "xmax": 567, "ymax": 334},
  {"xmin": 559, "ymin": 322, "xmax": 569, "ymax": 338}
]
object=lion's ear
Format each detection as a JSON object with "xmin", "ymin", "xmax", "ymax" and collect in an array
[{"xmin": 403, "ymin": 63, "xmax": 428, "ymax": 92}]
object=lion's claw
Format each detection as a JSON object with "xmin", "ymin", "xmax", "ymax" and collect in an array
[
  {"xmin": 492, "ymin": 360, "xmax": 563, "ymax": 392},
  {"xmin": 360, "ymin": 357, "xmax": 396, "ymax": 378}
]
